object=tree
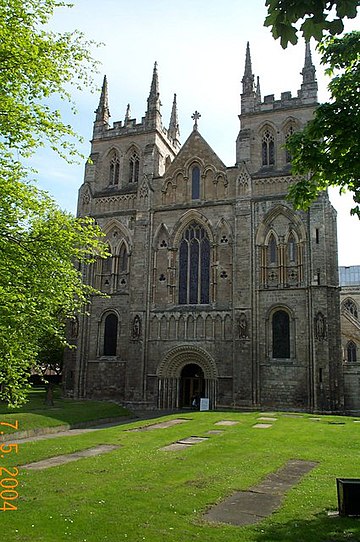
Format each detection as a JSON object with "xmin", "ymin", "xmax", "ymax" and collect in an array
[
  {"xmin": 0, "ymin": 163, "xmax": 108, "ymax": 406},
  {"xmin": 264, "ymin": 1, "xmax": 360, "ymax": 215},
  {"xmin": 0, "ymin": 0, "xmax": 99, "ymax": 160},
  {"xmin": 265, "ymin": 0, "xmax": 359, "ymax": 47},
  {"xmin": 0, "ymin": 1, "xmax": 107, "ymax": 406}
]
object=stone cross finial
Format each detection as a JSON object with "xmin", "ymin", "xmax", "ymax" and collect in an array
[{"xmin": 191, "ymin": 110, "xmax": 201, "ymax": 131}]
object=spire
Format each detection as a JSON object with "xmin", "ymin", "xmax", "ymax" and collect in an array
[
  {"xmin": 300, "ymin": 40, "xmax": 318, "ymax": 101},
  {"xmin": 242, "ymin": 41, "xmax": 255, "ymax": 95},
  {"xmin": 168, "ymin": 93, "xmax": 180, "ymax": 141},
  {"xmin": 146, "ymin": 61, "xmax": 162, "ymax": 128},
  {"xmin": 302, "ymin": 41, "xmax": 316, "ymax": 85},
  {"xmin": 95, "ymin": 75, "xmax": 110, "ymax": 125},
  {"xmin": 124, "ymin": 103, "xmax": 131, "ymax": 123}
]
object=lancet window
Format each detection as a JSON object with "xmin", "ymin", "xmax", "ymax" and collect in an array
[
  {"xmin": 347, "ymin": 340, "xmax": 357, "ymax": 362},
  {"xmin": 129, "ymin": 152, "xmax": 140, "ymax": 183},
  {"xmin": 109, "ymin": 152, "xmax": 120, "ymax": 185},
  {"xmin": 191, "ymin": 166, "xmax": 200, "ymax": 200},
  {"xmin": 262, "ymin": 128, "xmax": 275, "ymax": 166}
]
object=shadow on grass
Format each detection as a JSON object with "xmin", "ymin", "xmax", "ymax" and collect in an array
[
  {"xmin": 0, "ymin": 387, "xmax": 131, "ymax": 430},
  {"xmin": 254, "ymin": 512, "xmax": 360, "ymax": 542}
]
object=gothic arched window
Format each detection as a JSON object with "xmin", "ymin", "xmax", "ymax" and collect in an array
[
  {"xmin": 285, "ymin": 125, "xmax": 295, "ymax": 164},
  {"xmin": 109, "ymin": 152, "xmax": 120, "ymax": 185},
  {"xmin": 344, "ymin": 298, "xmax": 358, "ymax": 319},
  {"xmin": 102, "ymin": 246, "xmax": 112, "ymax": 274},
  {"xmin": 288, "ymin": 234, "xmax": 296, "ymax": 263},
  {"xmin": 178, "ymin": 221, "xmax": 210, "ymax": 305},
  {"xmin": 272, "ymin": 310, "xmax": 290, "ymax": 358},
  {"xmin": 103, "ymin": 313, "xmax": 118, "ymax": 356},
  {"xmin": 129, "ymin": 152, "xmax": 140, "ymax": 183},
  {"xmin": 347, "ymin": 341, "xmax": 357, "ymax": 362},
  {"xmin": 268, "ymin": 234, "xmax": 277, "ymax": 264},
  {"xmin": 262, "ymin": 128, "xmax": 275, "ymax": 166},
  {"xmin": 192, "ymin": 166, "xmax": 200, "ymax": 200},
  {"xmin": 119, "ymin": 243, "xmax": 128, "ymax": 273}
]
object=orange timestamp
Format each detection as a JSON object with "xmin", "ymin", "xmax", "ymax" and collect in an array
[{"xmin": 0, "ymin": 420, "xmax": 19, "ymax": 511}]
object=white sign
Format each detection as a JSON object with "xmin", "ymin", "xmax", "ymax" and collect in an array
[{"xmin": 200, "ymin": 398, "xmax": 210, "ymax": 411}]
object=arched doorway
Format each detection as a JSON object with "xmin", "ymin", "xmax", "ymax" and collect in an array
[
  {"xmin": 180, "ymin": 363, "xmax": 205, "ymax": 408},
  {"xmin": 157, "ymin": 345, "xmax": 218, "ymax": 409}
]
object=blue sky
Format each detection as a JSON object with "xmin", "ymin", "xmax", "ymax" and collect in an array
[{"xmin": 30, "ymin": 0, "xmax": 360, "ymax": 265}]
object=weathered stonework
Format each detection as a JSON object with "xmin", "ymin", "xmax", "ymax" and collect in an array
[{"xmin": 64, "ymin": 44, "xmax": 348, "ymax": 413}]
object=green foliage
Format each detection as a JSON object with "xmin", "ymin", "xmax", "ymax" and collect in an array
[
  {"xmin": 264, "ymin": 0, "xmax": 359, "ymax": 48},
  {"xmin": 0, "ymin": 162, "xmax": 108, "ymax": 406},
  {"xmin": 0, "ymin": 0, "xmax": 99, "ymax": 159},
  {"xmin": 0, "ymin": 1, "xmax": 107, "ymax": 406},
  {"xmin": 286, "ymin": 32, "xmax": 360, "ymax": 215}
]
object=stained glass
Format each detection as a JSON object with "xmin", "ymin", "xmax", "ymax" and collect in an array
[{"xmin": 178, "ymin": 222, "xmax": 210, "ymax": 304}]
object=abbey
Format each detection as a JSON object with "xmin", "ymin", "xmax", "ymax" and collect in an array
[{"xmin": 64, "ymin": 43, "xmax": 344, "ymax": 412}]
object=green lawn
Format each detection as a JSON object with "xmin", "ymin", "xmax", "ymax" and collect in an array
[
  {"xmin": 0, "ymin": 387, "xmax": 130, "ymax": 435},
  {"xmin": 1, "ymin": 411, "xmax": 360, "ymax": 541}
]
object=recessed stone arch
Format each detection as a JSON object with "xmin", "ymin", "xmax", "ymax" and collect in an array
[
  {"xmin": 171, "ymin": 209, "xmax": 214, "ymax": 247},
  {"xmin": 157, "ymin": 345, "xmax": 218, "ymax": 379},
  {"xmin": 157, "ymin": 345, "xmax": 218, "ymax": 409}
]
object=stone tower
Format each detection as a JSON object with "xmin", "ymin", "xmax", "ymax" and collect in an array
[{"xmin": 64, "ymin": 43, "xmax": 343, "ymax": 413}]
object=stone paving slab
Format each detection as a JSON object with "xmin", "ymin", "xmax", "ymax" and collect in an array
[
  {"xmin": 128, "ymin": 418, "xmax": 190, "ymax": 432},
  {"xmin": 177, "ymin": 436, "xmax": 209, "ymax": 444},
  {"xmin": 207, "ymin": 430, "xmax": 224, "ymax": 434},
  {"xmin": 257, "ymin": 417, "xmax": 277, "ymax": 422},
  {"xmin": 22, "ymin": 444, "xmax": 120, "ymax": 470},
  {"xmin": 160, "ymin": 442, "xmax": 192, "ymax": 451},
  {"xmin": 204, "ymin": 459, "xmax": 317, "ymax": 526},
  {"xmin": 160, "ymin": 435, "xmax": 209, "ymax": 451},
  {"xmin": 253, "ymin": 423, "xmax": 272, "ymax": 429}
]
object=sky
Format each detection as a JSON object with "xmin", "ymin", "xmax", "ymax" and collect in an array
[{"xmin": 30, "ymin": 0, "xmax": 360, "ymax": 266}]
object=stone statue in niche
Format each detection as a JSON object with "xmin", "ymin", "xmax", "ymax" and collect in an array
[
  {"xmin": 70, "ymin": 317, "xmax": 79, "ymax": 339},
  {"xmin": 132, "ymin": 315, "xmax": 142, "ymax": 339},
  {"xmin": 238, "ymin": 312, "xmax": 249, "ymax": 339},
  {"xmin": 314, "ymin": 311, "xmax": 327, "ymax": 341}
]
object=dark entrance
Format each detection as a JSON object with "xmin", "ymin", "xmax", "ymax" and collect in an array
[{"xmin": 180, "ymin": 363, "xmax": 205, "ymax": 408}]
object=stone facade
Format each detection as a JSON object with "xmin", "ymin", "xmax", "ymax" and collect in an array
[
  {"xmin": 339, "ymin": 267, "xmax": 360, "ymax": 413},
  {"xmin": 64, "ymin": 43, "xmax": 345, "ymax": 413}
]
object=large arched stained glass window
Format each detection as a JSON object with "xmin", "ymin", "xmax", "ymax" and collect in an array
[
  {"xmin": 272, "ymin": 310, "xmax": 290, "ymax": 358},
  {"xmin": 104, "ymin": 313, "xmax": 118, "ymax": 356},
  {"xmin": 178, "ymin": 221, "xmax": 210, "ymax": 305}
]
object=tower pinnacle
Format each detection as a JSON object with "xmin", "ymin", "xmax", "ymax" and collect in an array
[
  {"xmin": 95, "ymin": 75, "xmax": 110, "ymax": 125},
  {"xmin": 168, "ymin": 93, "xmax": 180, "ymax": 141},
  {"xmin": 242, "ymin": 42, "xmax": 255, "ymax": 95},
  {"xmin": 300, "ymin": 41, "xmax": 318, "ymax": 101},
  {"xmin": 146, "ymin": 61, "xmax": 162, "ymax": 128}
]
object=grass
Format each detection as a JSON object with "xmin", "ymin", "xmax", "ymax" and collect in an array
[
  {"xmin": 0, "ymin": 387, "xmax": 130, "ymax": 434},
  {"xmin": 1, "ymin": 411, "xmax": 360, "ymax": 541}
]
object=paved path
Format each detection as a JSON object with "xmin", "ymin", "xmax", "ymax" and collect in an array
[
  {"xmin": 5, "ymin": 410, "xmax": 180, "ymax": 444},
  {"xmin": 203, "ymin": 459, "xmax": 317, "ymax": 526}
]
